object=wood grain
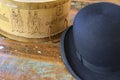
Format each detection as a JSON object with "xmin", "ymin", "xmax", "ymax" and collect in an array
[{"xmin": 0, "ymin": 39, "xmax": 76, "ymax": 80}]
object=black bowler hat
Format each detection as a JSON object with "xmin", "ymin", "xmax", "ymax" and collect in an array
[{"xmin": 60, "ymin": 2, "xmax": 120, "ymax": 80}]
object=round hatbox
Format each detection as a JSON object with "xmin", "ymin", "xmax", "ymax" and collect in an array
[{"xmin": 0, "ymin": 0, "xmax": 70, "ymax": 42}]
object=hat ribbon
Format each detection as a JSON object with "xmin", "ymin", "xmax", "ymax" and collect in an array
[{"xmin": 76, "ymin": 51, "xmax": 120, "ymax": 74}]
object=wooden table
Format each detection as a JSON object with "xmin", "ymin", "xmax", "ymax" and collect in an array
[{"xmin": 0, "ymin": 39, "xmax": 76, "ymax": 80}]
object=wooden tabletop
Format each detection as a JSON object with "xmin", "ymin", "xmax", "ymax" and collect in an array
[{"xmin": 0, "ymin": 39, "xmax": 76, "ymax": 80}]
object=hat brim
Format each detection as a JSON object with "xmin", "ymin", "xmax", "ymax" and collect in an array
[{"xmin": 60, "ymin": 26, "xmax": 120, "ymax": 80}]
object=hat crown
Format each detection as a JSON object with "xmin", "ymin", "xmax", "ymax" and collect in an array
[{"xmin": 73, "ymin": 2, "xmax": 120, "ymax": 68}]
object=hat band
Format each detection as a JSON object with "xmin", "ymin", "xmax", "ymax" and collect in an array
[{"xmin": 76, "ymin": 51, "xmax": 120, "ymax": 74}]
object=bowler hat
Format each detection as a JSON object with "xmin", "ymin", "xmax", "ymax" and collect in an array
[{"xmin": 60, "ymin": 2, "xmax": 120, "ymax": 80}]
